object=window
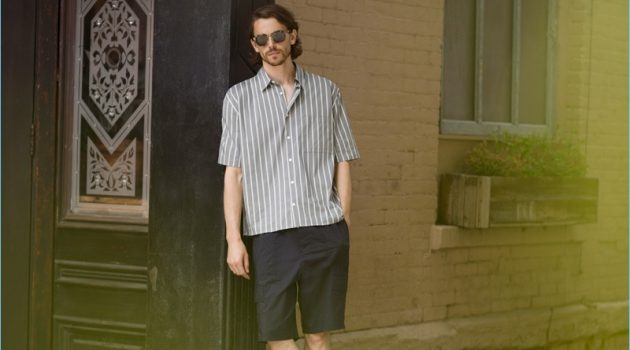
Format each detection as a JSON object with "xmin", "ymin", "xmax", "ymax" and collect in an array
[{"xmin": 441, "ymin": 0, "xmax": 556, "ymax": 136}]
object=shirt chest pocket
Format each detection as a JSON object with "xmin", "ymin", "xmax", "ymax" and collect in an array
[{"xmin": 298, "ymin": 111, "xmax": 334, "ymax": 154}]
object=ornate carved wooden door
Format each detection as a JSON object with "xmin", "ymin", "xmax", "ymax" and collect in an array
[
  {"xmin": 50, "ymin": 0, "xmax": 269, "ymax": 349},
  {"xmin": 53, "ymin": 0, "xmax": 155, "ymax": 348}
]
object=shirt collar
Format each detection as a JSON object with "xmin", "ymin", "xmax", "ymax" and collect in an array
[
  {"xmin": 256, "ymin": 67, "xmax": 273, "ymax": 91},
  {"xmin": 295, "ymin": 64, "xmax": 304, "ymax": 88},
  {"xmin": 257, "ymin": 63, "xmax": 304, "ymax": 91}
]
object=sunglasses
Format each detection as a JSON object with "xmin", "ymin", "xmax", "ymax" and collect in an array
[{"xmin": 252, "ymin": 30, "xmax": 291, "ymax": 46}]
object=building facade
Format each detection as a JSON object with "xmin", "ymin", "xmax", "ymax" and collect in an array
[
  {"xmin": 3, "ymin": 0, "xmax": 627, "ymax": 349},
  {"xmin": 277, "ymin": 0, "xmax": 628, "ymax": 348}
]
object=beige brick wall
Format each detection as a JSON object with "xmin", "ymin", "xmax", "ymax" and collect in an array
[
  {"xmin": 275, "ymin": 0, "xmax": 628, "ymax": 339},
  {"xmin": 277, "ymin": 0, "xmax": 444, "ymax": 330},
  {"xmin": 570, "ymin": 0, "xmax": 628, "ymax": 303}
]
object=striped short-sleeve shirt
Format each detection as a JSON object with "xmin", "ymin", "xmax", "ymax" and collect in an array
[{"xmin": 218, "ymin": 64, "xmax": 360, "ymax": 236}]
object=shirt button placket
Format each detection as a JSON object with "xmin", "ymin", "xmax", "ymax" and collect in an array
[
  {"xmin": 285, "ymin": 112, "xmax": 297, "ymax": 225},
  {"xmin": 288, "ymin": 133, "xmax": 295, "ymax": 187}
]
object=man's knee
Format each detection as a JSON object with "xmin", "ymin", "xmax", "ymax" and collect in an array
[
  {"xmin": 304, "ymin": 332, "xmax": 330, "ymax": 350},
  {"xmin": 267, "ymin": 339, "xmax": 300, "ymax": 350}
]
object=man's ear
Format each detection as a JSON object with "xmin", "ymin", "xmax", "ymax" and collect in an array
[
  {"xmin": 290, "ymin": 30, "xmax": 298, "ymax": 45},
  {"xmin": 251, "ymin": 39, "xmax": 260, "ymax": 53}
]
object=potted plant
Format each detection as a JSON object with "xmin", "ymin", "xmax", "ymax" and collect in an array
[{"xmin": 438, "ymin": 133, "xmax": 598, "ymax": 228}]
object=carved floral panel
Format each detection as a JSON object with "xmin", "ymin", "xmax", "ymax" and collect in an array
[{"xmin": 71, "ymin": 0, "xmax": 153, "ymax": 218}]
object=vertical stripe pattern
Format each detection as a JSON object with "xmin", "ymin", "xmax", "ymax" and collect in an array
[{"xmin": 218, "ymin": 64, "xmax": 360, "ymax": 236}]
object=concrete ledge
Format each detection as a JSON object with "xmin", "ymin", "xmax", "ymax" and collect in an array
[
  {"xmin": 331, "ymin": 301, "xmax": 628, "ymax": 350},
  {"xmin": 549, "ymin": 301, "xmax": 629, "ymax": 343},
  {"xmin": 430, "ymin": 225, "xmax": 583, "ymax": 250}
]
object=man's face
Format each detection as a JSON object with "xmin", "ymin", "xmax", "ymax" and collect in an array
[{"xmin": 251, "ymin": 17, "xmax": 296, "ymax": 67}]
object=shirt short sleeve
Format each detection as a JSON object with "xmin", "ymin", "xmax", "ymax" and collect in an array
[
  {"xmin": 218, "ymin": 92, "xmax": 241, "ymax": 167},
  {"xmin": 332, "ymin": 86, "xmax": 360, "ymax": 162}
]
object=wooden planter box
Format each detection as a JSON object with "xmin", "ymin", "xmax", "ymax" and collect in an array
[{"xmin": 438, "ymin": 174, "xmax": 599, "ymax": 228}]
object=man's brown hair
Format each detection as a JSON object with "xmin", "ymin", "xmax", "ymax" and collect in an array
[{"xmin": 249, "ymin": 4, "xmax": 303, "ymax": 64}]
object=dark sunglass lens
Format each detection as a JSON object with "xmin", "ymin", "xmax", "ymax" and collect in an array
[
  {"xmin": 271, "ymin": 30, "xmax": 286, "ymax": 43},
  {"xmin": 255, "ymin": 34, "xmax": 269, "ymax": 46}
]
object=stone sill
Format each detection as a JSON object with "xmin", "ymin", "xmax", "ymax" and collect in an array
[
  {"xmin": 329, "ymin": 301, "xmax": 628, "ymax": 350},
  {"xmin": 430, "ymin": 224, "xmax": 585, "ymax": 250}
]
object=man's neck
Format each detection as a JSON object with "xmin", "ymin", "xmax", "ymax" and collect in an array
[{"xmin": 263, "ymin": 60, "xmax": 296, "ymax": 86}]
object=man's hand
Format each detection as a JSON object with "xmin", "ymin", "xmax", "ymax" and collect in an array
[
  {"xmin": 224, "ymin": 166, "xmax": 249, "ymax": 279},
  {"xmin": 227, "ymin": 238, "xmax": 250, "ymax": 279},
  {"xmin": 335, "ymin": 161, "xmax": 353, "ymax": 229}
]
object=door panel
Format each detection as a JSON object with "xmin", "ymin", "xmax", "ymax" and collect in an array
[
  {"xmin": 53, "ymin": 316, "xmax": 145, "ymax": 350},
  {"xmin": 52, "ymin": 227, "xmax": 149, "ymax": 350},
  {"xmin": 146, "ymin": 0, "xmax": 232, "ymax": 346},
  {"xmin": 53, "ymin": 0, "xmax": 153, "ymax": 348},
  {"xmin": 60, "ymin": 0, "xmax": 153, "ymax": 222},
  {"xmin": 53, "ymin": 227, "xmax": 148, "ymax": 327}
]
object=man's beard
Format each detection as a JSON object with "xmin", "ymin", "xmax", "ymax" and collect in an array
[{"xmin": 261, "ymin": 47, "xmax": 290, "ymax": 66}]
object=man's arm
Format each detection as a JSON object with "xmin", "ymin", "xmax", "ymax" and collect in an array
[
  {"xmin": 335, "ymin": 161, "xmax": 353, "ymax": 227},
  {"xmin": 224, "ymin": 166, "xmax": 250, "ymax": 279}
]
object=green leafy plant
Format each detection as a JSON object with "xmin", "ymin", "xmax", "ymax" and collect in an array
[{"xmin": 464, "ymin": 133, "xmax": 587, "ymax": 178}]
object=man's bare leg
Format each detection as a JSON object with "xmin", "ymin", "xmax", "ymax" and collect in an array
[
  {"xmin": 267, "ymin": 339, "xmax": 300, "ymax": 350},
  {"xmin": 304, "ymin": 333, "xmax": 330, "ymax": 350}
]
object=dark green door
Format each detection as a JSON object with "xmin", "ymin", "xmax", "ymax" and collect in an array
[
  {"xmin": 51, "ymin": 0, "xmax": 164, "ymax": 348},
  {"xmin": 4, "ymin": 0, "xmax": 269, "ymax": 349}
]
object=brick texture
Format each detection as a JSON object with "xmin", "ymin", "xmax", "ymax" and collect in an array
[
  {"xmin": 556, "ymin": 0, "xmax": 629, "ymax": 306},
  {"xmin": 277, "ymin": 0, "xmax": 443, "ymax": 330},
  {"xmin": 275, "ymin": 0, "xmax": 628, "ymax": 343}
]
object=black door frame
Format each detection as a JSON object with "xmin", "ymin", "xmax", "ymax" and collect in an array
[
  {"xmin": 30, "ymin": 0, "xmax": 60, "ymax": 348},
  {"xmin": 3, "ymin": 0, "xmax": 59, "ymax": 349},
  {"xmin": 2, "ymin": 0, "xmax": 38, "ymax": 348}
]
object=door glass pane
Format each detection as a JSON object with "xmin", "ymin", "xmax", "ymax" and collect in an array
[
  {"xmin": 442, "ymin": 0, "xmax": 476, "ymax": 121},
  {"xmin": 70, "ymin": 0, "xmax": 153, "ymax": 219},
  {"xmin": 519, "ymin": 0, "xmax": 548, "ymax": 125},
  {"xmin": 480, "ymin": 0, "xmax": 513, "ymax": 123}
]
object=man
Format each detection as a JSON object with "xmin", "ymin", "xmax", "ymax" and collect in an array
[{"xmin": 218, "ymin": 4, "xmax": 359, "ymax": 350}]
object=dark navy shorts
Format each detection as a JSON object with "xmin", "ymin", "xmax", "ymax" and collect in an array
[{"xmin": 252, "ymin": 220, "xmax": 350, "ymax": 341}]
